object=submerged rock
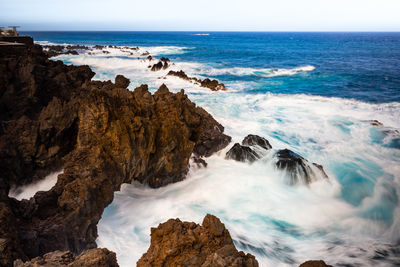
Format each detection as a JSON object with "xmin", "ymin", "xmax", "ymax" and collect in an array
[
  {"xmin": 151, "ymin": 61, "xmax": 164, "ymax": 71},
  {"xmin": 226, "ymin": 143, "xmax": 261, "ymax": 162},
  {"xmin": 242, "ymin": 134, "xmax": 272, "ymax": 149},
  {"xmin": 137, "ymin": 214, "xmax": 259, "ymax": 267},
  {"xmin": 13, "ymin": 248, "xmax": 118, "ymax": 267},
  {"xmin": 226, "ymin": 134, "xmax": 272, "ymax": 163},
  {"xmin": 275, "ymin": 149, "xmax": 328, "ymax": 185},
  {"xmin": 0, "ymin": 41, "xmax": 231, "ymax": 265}
]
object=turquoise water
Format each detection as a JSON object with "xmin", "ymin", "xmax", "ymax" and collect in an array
[{"xmin": 25, "ymin": 32, "xmax": 400, "ymax": 266}]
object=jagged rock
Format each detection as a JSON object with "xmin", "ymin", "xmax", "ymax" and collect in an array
[
  {"xmin": 146, "ymin": 55, "xmax": 153, "ymax": 61},
  {"xmin": 369, "ymin": 120, "xmax": 383, "ymax": 126},
  {"xmin": 201, "ymin": 78, "xmax": 227, "ymax": 91},
  {"xmin": 66, "ymin": 45, "xmax": 89, "ymax": 50},
  {"xmin": 93, "ymin": 45, "xmax": 105, "ymax": 49},
  {"xmin": 151, "ymin": 61, "xmax": 164, "ymax": 71},
  {"xmin": 114, "ymin": 75, "xmax": 130, "ymax": 88},
  {"xmin": 275, "ymin": 149, "xmax": 328, "ymax": 185},
  {"xmin": 226, "ymin": 134, "xmax": 272, "ymax": 163},
  {"xmin": 160, "ymin": 57, "xmax": 170, "ymax": 63},
  {"xmin": 141, "ymin": 51, "xmax": 150, "ymax": 56},
  {"xmin": 13, "ymin": 248, "xmax": 118, "ymax": 267},
  {"xmin": 242, "ymin": 134, "xmax": 272, "ymax": 149},
  {"xmin": 102, "ymin": 50, "xmax": 110, "ymax": 54},
  {"xmin": 167, "ymin": 70, "xmax": 227, "ymax": 91},
  {"xmin": 226, "ymin": 143, "xmax": 260, "ymax": 162},
  {"xmin": 299, "ymin": 260, "xmax": 333, "ymax": 267},
  {"xmin": 137, "ymin": 214, "xmax": 258, "ymax": 267},
  {"xmin": 0, "ymin": 41, "xmax": 231, "ymax": 265},
  {"xmin": 151, "ymin": 60, "xmax": 169, "ymax": 71}
]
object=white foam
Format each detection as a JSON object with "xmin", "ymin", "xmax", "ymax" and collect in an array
[{"xmin": 8, "ymin": 170, "xmax": 62, "ymax": 200}]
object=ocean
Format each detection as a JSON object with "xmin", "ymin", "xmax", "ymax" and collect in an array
[{"xmin": 23, "ymin": 31, "xmax": 400, "ymax": 266}]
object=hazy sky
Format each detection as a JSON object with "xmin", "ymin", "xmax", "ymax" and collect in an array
[{"xmin": 1, "ymin": 0, "xmax": 400, "ymax": 31}]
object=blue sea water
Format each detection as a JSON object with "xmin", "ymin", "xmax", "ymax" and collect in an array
[
  {"xmin": 22, "ymin": 31, "xmax": 400, "ymax": 266},
  {"xmin": 25, "ymin": 31, "xmax": 400, "ymax": 102}
]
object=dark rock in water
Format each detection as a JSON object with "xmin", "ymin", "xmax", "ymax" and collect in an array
[
  {"xmin": 226, "ymin": 134, "xmax": 272, "ymax": 163},
  {"xmin": 141, "ymin": 51, "xmax": 150, "ymax": 56},
  {"xmin": 13, "ymin": 248, "xmax": 118, "ymax": 267},
  {"xmin": 201, "ymin": 78, "xmax": 227, "ymax": 91},
  {"xmin": 369, "ymin": 120, "xmax": 384, "ymax": 126},
  {"xmin": 137, "ymin": 214, "xmax": 259, "ymax": 267},
  {"xmin": 102, "ymin": 50, "xmax": 110, "ymax": 54},
  {"xmin": 167, "ymin": 70, "xmax": 227, "ymax": 91},
  {"xmin": 299, "ymin": 260, "xmax": 333, "ymax": 267},
  {"xmin": 226, "ymin": 143, "xmax": 260, "ymax": 163},
  {"xmin": 275, "ymin": 149, "xmax": 328, "ymax": 184},
  {"xmin": 151, "ymin": 61, "xmax": 164, "ymax": 71},
  {"xmin": 167, "ymin": 70, "xmax": 192, "ymax": 81},
  {"xmin": 66, "ymin": 50, "xmax": 78, "ymax": 55},
  {"xmin": 242, "ymin": 134, "xmax": 272, "ymax": 150},
  {"xmin": 66, "ymin": 45, "xmax": 89, "ymax": 50},
  {"xmin": 115, "ymin": 75, "xmax": 130, "ymax": 88},
  {"xmin": 0, "ymin": 42, "xmax": 231, "ymax": 265},
  {"xmin": 160, "ymin": 57, "xmax": 170, "ymax": 62},
  {"xmin": 146, "ymin": 55, "xmax": 153, "ymax": 61},
  {"xmin": 93, "ymin": 45, "xmax": 105, "ymax": 49}
]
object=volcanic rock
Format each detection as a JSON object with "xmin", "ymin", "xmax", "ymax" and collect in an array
[
  {"xmin": 137, "ymin": 214, "xmax": 259, "ymax": 267},
  {"xmin": 13, "ymin": 248, "xmax": 118, "ymax": 267},
  {"xmin": 0, "ymin": 41, "xmax": 231, "ymax": 265},
  {"xmin": 167, "ymin": 70, "xmax": 227, "ymax": 91},
  {"xmin": 299, "ymin": 260, "xmax": 333, "ymax": 267},
  {"xmin": 226, "ymin": 143, "xmax": 261, "ymax": 162},
  {"xmin": 242, "ymin": 134, "xmax": 272, "ymax": 149},
  {"xmin": 275, "ymin": 149, "xmax": 328, "ymax": 184},
  {"xmin": 201, "ymin": 78, "xmax": 227, "ymax": 91},
  {"xmin": 114, "ymin": 75, "xmax": 130, "ymax": 88},
  {"xmin": 226, "ymin": 134, "xmax": 272, "ymax": 163}
]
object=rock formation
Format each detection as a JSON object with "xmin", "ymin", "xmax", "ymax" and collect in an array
[
  {"xmin": 137, "ymin": 214, "xmax": 259, "ymax": 267},
  {"xmin": 151, "ymin": 57, "xmax": 170, "ymax": 71},
  {"xmin": 0, "ymin": 38, "xmax": 231, "ymax": 266},
  {"xmin": 299, "ymin": 260, "xmax": 333, "ymax": 267},
  {"xmin": 167, "ymin": 70, "xmax": 227, "ymax": 91},
  {"xmin": 226, "ymin": 134, "xmax": 272, "ymax": 162},
  {"xmin": 275, "ymin": 149, "xmax": 329, "ymax": 185},
  {"xmin": 225, "ymin": 135, "xmax": 328, "ymax": 184},
  {"xmin": 13, "ymin": 248, "xmax": 118, "ymax": 267}
]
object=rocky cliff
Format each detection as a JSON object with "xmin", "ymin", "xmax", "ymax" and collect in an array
[{"xmin": 0, "ymin": 38, "xmax": 231, "ymax": 266}]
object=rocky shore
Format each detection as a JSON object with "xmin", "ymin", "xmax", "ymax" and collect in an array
[{"xmin": 0, "ymin": 37, "xmax": 332, "ymax": 267}]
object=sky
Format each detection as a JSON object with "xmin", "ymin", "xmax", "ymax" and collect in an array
[{"xmin": 1, "ymin": 0, "xmax": 400, "ymax": 31}]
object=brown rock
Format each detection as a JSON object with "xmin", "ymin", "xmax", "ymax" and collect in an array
[
  {"xmin": 13, "ymin": 248, "xmax": 118, "ymax": 267},
  {"xmin": 137, "ymin": 214, "xmax": 258, "ymax": 267},
  {"xmin": 114, "ymin": 75, "xmax": 130, "ymax": 88},
  {"xmin": 167, "ymin": 70, "xmax": 227, "ymax": 91},
  {"xmin": 299, "ymin": 260, "xmax": 333, "ymax": 267}
]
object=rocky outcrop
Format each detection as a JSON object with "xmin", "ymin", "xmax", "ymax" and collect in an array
[
  {"xmin": 167, "ymin": 70, "xmax": 227, "ymax": 91},
  {"xmin": 151, "ymin": 57, "xmax": 169, "ymax": 71},
  {"xmin": 0, "ymin": 39, "xmax": 231, "ymax": 265},
  {"xmin": 299, "ymin": 260, "xmax": 333, "ymax": 267},
  {"xmin": 226, "ymin": 134, "xmax": 271, "ymax": 162},
  {"xmin": 137, "ymin": 214, "xmax": 259, "ymax": 267},
  {"xmin": 13, "ymin": 248, "xmax": 118, "ymax": 267},
  {"xmin": 275, "ymin": 149, "xmax": 329, "ymax": 185}
]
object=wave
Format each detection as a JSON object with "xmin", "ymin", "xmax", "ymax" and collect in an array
[
  {"xmin": 8, "ymin": 170, "xmax": 62, "ymax": 200},
  {"xmin": 193, "ymin": 33, "xmax": 210, "ymax": 36},
  {"xmin": 196, "ymin": 65, "xmax": 316, "ymax": 77}
]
